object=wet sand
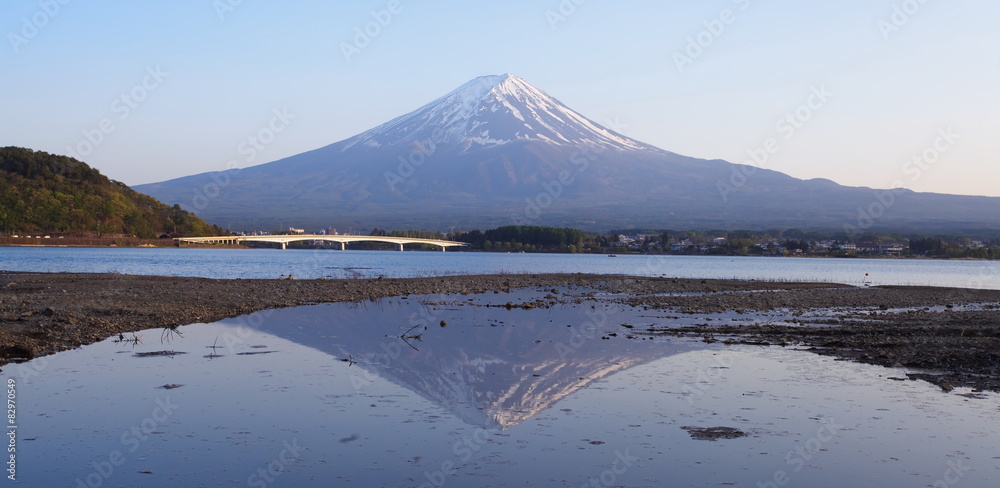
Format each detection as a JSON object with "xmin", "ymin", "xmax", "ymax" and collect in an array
[{"xmin": 2, "ymin": 271, "xmax": 999, "ymax": 391}]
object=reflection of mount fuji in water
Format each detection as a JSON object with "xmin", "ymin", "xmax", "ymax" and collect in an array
[{"xmin": 247, "ymin": 290, "xmax": 697, "ymax": 429}]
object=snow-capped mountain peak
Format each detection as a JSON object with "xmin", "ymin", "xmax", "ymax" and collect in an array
[
  {"xmin": 341, "ymin": 74, "xmax": 651, "ymax": 153},
  {"xmin": 136, "ymin": 73, "xmax": 1000, "ymax": 234}
]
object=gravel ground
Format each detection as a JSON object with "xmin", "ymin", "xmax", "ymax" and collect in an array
[{"xmin": 2, "ymin": 272, "xmax": 999, "ymax": 391}]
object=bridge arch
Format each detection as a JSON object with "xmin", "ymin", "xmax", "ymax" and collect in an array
[{"xmin": 175, "ymin": 234, "xmax": 469, "ymax": 251}]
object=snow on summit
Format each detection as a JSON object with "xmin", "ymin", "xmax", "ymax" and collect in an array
[{"xmin": 341, "ymin": 74, "xmax": 651, "ymax": 153}]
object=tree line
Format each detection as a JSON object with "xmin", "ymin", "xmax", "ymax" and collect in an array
[
  {"xmin": 0, "ymin": 147, "xmax": 224, "ymax": 237},
  {"xmin": 354, "ymin": 224, "xmax": 1000, "ymax": 258},
  {"xmin": 451, "ymin": 226, "xmax": 591, "ymax": 252}
]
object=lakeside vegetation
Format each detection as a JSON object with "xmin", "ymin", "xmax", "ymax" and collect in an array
[
  {"xmin": 444, "ymin": 226, "xmax": 999, "ymax": 259},
  {"xmin": 0, "ymin": 144, "xmax": 994, "ymax": 259},
  {"xmin": 183, "ymin": 225, "xmax": 1000, "ymax": 258},
  {"xmin": 0, "ymin": 147, "xmax": 223, "ymax": 238}
]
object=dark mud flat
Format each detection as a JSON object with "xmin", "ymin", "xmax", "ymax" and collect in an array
[
  {"xmin": 2, "ymin": 271, "xmax": 1000, "ymax": 391},
  {"xmin": 598, "ymin": 279, "xmax": 1000, "ymax": 391},
  {"xmin": 0, "ymin": 272, "xmax": 612, "ymax": 361}
]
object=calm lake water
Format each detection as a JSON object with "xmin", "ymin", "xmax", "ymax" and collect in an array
[
  {"xmin": 12, "ymin": 286, "xmax": 999, "ymax": 487},
  {"xmin": 4, "ymin": 247, "xmax": 999, "ymax": 485},
  {"xmin": 1, "ymin": 246, "xmax": 998, "ymax": 289}
]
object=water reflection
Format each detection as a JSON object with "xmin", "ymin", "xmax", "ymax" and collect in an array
[
  {"xmin": 10, "ymin": 287, "xmax": 1000, "ymax": 487},
  {"xmin": 243, "ymin": 288, "xmax": 698, "ymax": 429}
]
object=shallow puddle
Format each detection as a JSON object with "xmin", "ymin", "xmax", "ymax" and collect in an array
[{"xmin": 8, "ymin": 287, "xmax": 999, "ymax": 487}]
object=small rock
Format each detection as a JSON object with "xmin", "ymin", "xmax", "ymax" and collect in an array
[{"xmin": 681, "ymin": 426, "xmax": 747, "ymax": 441}]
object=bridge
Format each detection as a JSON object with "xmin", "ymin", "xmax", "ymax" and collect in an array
[{"xmin": 174, "ymin": 234, "xmax": 469, "ymax": 251}]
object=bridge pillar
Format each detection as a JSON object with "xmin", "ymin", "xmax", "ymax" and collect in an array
[
  {"xmin": 440, "ymin": 245, "xmax": 446, "ymax": 252},
  {"xmin": 339, "ymin": 242, "xmax": 345, "ymax": 251},
  {"xmin": 397, "ymin": 243, "xmax": 404, "ymax": 251},
  {"xmin": 281, "ymin": 242, "xmax": 287, "ymax": 250}
]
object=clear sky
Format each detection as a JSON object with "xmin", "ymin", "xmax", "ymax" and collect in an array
[{"xmin": 3, "ymin": 0, "xmax": 998, "ymax": 196}]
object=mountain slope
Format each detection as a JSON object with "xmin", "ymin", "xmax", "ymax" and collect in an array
[
  {"xmin": 0, "ymin": 147, "xmax": 223, "ymax": 237},
  {"xmin": 135, "ymin": 75, "xmax": 1000, "ymax": 233}
]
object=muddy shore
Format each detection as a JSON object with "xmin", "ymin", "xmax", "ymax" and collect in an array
[{"xmin": 2, "ymin": 272, "xmax": 999, "ymax": 391}]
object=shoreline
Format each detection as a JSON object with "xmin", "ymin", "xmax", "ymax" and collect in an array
[
  {"xmin": 2, "ymin": 271, "xmax": 999, "ymax": 391},
  {"xmin": 1, "ymin": 243, "xmax": 996, "ymax": 261}
]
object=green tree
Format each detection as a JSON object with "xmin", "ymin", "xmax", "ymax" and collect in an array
[{"xmin": 0, "ymin": 147, "xmax": 224, "ymax": 237}]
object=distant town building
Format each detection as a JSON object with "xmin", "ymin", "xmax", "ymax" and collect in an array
[
  {"xmin": 881, "ymin": 245, "xmax": 904, "ymax": 256},
  {"xmin": 856, "ymin": 242, "xmax": 880, "ymax": 254},
  {"xmin": 670, "ymin": 240, "xmax": 693, "ymax": 252},
  {"xmin": 853, "ymin": 242, "xmax": 904, "ymax": 256}
]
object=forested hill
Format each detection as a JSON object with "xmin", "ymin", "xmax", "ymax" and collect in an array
[{"xmin": 0, "ymin": 147, "xmax": 223, "ymax": 237}]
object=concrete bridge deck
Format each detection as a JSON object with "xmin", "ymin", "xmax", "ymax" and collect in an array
[{"xmin": 174, "ymin": 234, "xmax": 468, "ymax": 251}]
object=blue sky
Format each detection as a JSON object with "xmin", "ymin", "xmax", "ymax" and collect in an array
[{"xmin": 3, "ymin": 0, "xmax": 998, "ymax": 196}]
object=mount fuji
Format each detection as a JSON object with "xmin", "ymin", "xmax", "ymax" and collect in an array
[{"xmin": 135, "ymin": 74, "xmax": 1000, "ymax": 233}]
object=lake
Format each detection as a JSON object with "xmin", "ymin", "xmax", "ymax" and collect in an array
[
  {"xmin": 1, "ymin": 246, "xmax": 998, "ymax": 289},
  {"xmin": 11, "ymin": 286, "xmax": 998, "ymax": 487}
]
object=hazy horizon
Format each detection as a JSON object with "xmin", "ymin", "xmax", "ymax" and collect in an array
[{"xmin": 2, "ymin": 0, "xmax": 997, "ymax": 197}]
